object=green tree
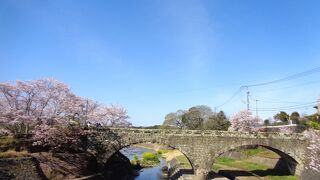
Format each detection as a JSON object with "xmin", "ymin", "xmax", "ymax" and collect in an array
[
  {"xmin": 274, "ymin": 111, "xmax": 289, "ymax": 123},
  {"xmin": 290, "ymin": 111, "xmax": 300, "ymax": 124},
  {"xmin": 183, "ymin": 108, "xmax": 204, "ymax": 130},
  {"xmin": 162, "ymin": 110, "xmax": 186, "ymax": 129},
  {"xmin": 190, "ymin": 105, "xmax": 213, "ymax": 120},
  {"xmin": 163, "ymin": 105, "xmax": 215, "ymax": 130},
  {"xmin": 163, "ymin": 112, "xmax": 177, "ymax": 126},
  {"xmin": 204, "ymin": 111, "xmax": 230, "ymax": 130},
  {"xmin": 264, "ymin": 119, "xmax": 270, "ymax": 126}
]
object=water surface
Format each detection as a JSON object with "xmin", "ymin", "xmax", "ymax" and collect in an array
[{"xmin": 120, "ymin": 147, "xmax": 166, "ymax": 180}]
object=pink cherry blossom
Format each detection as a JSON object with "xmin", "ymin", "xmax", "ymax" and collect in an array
[
  {"xmin": 0, "ymin": 78, "xmax": 131, "ymax": 136},
  {"xmin": 229, "ymin": 110, "xmax": 261, "ymax": 132}
]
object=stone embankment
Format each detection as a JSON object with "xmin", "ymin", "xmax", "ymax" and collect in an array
[{"xmin": 167, "ymin": 158, "xmax": 193, "ymax": 180}]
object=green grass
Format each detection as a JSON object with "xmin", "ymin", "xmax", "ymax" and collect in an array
[
  {"xmin": 215, "ymin": 157, "xmax": 236, "ymax": 164},
  {"xmin": 141, "ymin": 152, "xmax": 160, "ymax": 167},
  {"xmin": 0, "ymin": 150, "xmax": 29, "ymax": 158},
  {"xmin": 243, "ymin": 148, "xmax": 264, "ymax": 156},
  {"xmin": 142, "ymin": 152, "xmax": 159, "ymax": 162},
  {"xmin": 242, "ymin": 147, "xmax": 279, "ymax": 159},
  {"xmin": 215, "ymin": 157, "xmax": 269, "ymax": 171},
  {"xmin": 213, "ymin": 156, "xmax": 298, "ymax": 180},
  {"xmin": 267, "ymin": 176, "xmax": 298, "ymax": 180},
  {"xmin": 130, "ymin": 155, "xmax": 140, "ymax": 166},
  {"xmin": 175, "ymin": 155, "xmax": 192, "ymax": 169},
  {"xmin": 257, "ymin": 150, "xmax": 280, "ymax": 159},
  {"xmin": 130, "ymin": 152, "xmax": 161, "ymax": 167},
  {"xmin": 157, "ymin": 149, "xmax": 171, "ymax": 154},
  {"xmin": 0, "ymin": 136, "xmax": 16, "ymax": 146},
  {"xmin": 212, "ymin": 164, "xmax": 223, "ymax": 172},
  {"xmin": 309, "ymin": 120, "xmax": 320, "ymax": 130},
  {"xmin": 235, "ymin": 161, "xmax": 270, "ymax": 171}
]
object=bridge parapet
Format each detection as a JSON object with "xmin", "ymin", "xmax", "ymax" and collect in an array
[{"xmin": 108, "ymin": 128, "xmax": 307, "ymax": 140}]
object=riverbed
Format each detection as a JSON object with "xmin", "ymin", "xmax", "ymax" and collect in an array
[{"xmin": 120, "ymin": 147, "xmax": 166, "ymax": 180}]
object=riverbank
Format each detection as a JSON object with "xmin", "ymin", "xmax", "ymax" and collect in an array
[
  {"xmin": 129, "ymin": 143, "xmax": 192, "ymax": 169},
  {"xmin": 161, "ymin": 150, "xmax": 192, "ymax": 169},
  {"xmin": 213, "ymin": 147, "xmax": 299, "ymax": 180},
  {"xmin": 121, "ymin": 145, "xmax": 190, "ymax": 179},
  {"xmin": 121, "ymin": 146, "xmax": 168, "ymax": 180},
  {"xmin": 131, "ymin": 151, "xmax": 161, "ymax": 168},
  {"xmin": 152, "ymin": 145, "xmax": 299, "ymax": 180}
]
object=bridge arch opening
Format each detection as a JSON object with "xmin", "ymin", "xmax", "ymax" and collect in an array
[
  {"xmin": 210, "ymin": 144, "xmax": 299, "ymax": 179},
  {"xmin": 104, "ymin": 142, "xmax": 195, "ymax": 179}
]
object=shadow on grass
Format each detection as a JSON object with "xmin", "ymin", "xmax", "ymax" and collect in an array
[{"xmin": 218, "ymin": 169, "xmax": 292, "ymax": 180}]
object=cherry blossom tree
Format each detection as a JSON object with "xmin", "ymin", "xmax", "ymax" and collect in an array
[
  {"xmin": 229, "ymin": 110, "xmax": 261, "ymax": 131},
  {"xmin": 0, "ymin": 79, "xmax": 75, "ymax": 135},
  {"xmin": 32, "ymin": 124, "xmax": 89, "ymax": 152},
  {"xmin": 87, "ymin": 104, "xmax": 130, "ymax": 127},
  {"xmin": 0, "ymin": 78, "xmax": 131, "ymax": 136}
]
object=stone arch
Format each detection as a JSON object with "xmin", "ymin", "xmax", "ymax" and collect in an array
[
  {"xmin": 211, "ymin": 143, "xmax": 301, "ymax": 176},
  {"xmin": 109, "ymin": 141, "xmax": 195, "ymax": 171}
]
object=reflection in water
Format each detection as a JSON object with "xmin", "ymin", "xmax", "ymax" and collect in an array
[{"xmin": 120, "ymin": 147, "xmax": 166, "ymax": 180}]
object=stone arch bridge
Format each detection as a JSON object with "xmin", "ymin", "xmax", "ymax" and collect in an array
[{"xmin": 88, "ymin": 128, "xmax": 310, "ymax": 180}]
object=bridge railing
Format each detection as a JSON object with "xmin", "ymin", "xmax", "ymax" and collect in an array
[{"xmin": 104, "ymin": 128, "xmax": 307, "ymax": 140}]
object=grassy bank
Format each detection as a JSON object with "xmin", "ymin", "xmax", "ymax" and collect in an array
[
  {"xmin": 0, "ymin": 149, "xmax": 29, "ymax": 158},
  {"xmin": 242, "ymin": 147, "xmax": 280, "ymax": 159},
  {"xmin": 213, "ymin": 157, "xmax": 270, "ymax": 171},
  {"xmin": 160, "ymin": 149, "xmax": 192, "ymax": 169},
  {"xmin": 131, "ymin": 152, "xmax": 160, "ymax": 168},
  {"xmin": 0, "ymin": 136, "xmax": 30, "ymax": 158},
  {"xmin": 212, "ymin": 156, "xmax": 298, "ymax": 180}
]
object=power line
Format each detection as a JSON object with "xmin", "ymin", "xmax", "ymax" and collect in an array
[
  {"xmin": 214, "ymin": 88, "xmax": 243, "ymax": 109},
  {"xmin": 245, "ymin": 67, "xmax": 320, "ymax": 87},
  {"xmin": 259, "ymin": 101, "xmax": 316, "ymax": 109},
  {"xmin": 253, "ymin": 80, "xmax": 320, "ymax": 93},
  {"xmin": 256, "ymin": 99, "xmax": 305, "ymax": 104},
  {"xmin": 258, "ymin": 101, "xmax": 317, "ymax": 111},
  {"xmin": 258, "ymin": 105, "xmax": 314, "ymax": 112},
  {"xmin": 214, "ymin": 66, "xmax": 320, "ymax": 110},
  {"xmin": 252, "ymin": 95, "xmax": 305, "ymax": 104}
]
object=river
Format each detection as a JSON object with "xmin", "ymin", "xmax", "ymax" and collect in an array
[{"xmin": 120, "ymin": 147, "xmax": 167, "ymax": 180}]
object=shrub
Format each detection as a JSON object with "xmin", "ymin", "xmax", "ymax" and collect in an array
[
  {"xmin": 133, "ymin": 155, "xmax": 139, "ymax": 161},
  {"xmin": 309, "ymin": 120, "xmax": 320, "ymax": 130},
  {"xmin": 130, "ymin": 155, "xmax": 140, "ymax": 166},
  {"xmin": 142, "ymin": 152, "xmax": 160, "ymax": 163}
]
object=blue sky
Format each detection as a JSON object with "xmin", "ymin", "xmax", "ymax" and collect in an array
[{"xmin": 1, "ymin": 0, "xmax": 320, "ymax": 126}]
